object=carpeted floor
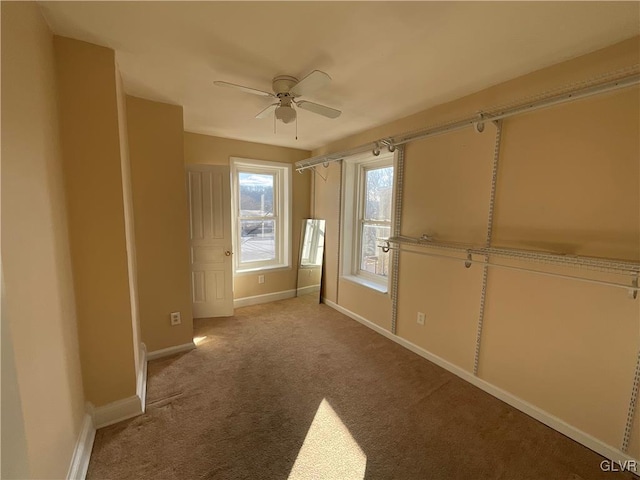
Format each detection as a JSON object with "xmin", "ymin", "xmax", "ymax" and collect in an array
[{"xmin": 86, "ymin": 295, "xmax": 634, "ymax": 479}]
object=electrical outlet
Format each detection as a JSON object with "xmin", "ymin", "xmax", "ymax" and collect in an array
[
  {"xmin": 170, "ymin": 312, "xmax": 181, "ymax": 326},
  {"xmin": 258, "ymin": 275, "xmax": 265, "ymax": 284},
  {"xmin": 417, "ymin": 312, "xmax": 426, "ymax": 326}
]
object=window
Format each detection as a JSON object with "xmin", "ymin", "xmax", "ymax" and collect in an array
[
  {"xmin": 231, "ymin": 158, "xmax": 291, "ymax": 272},
  {"xmin": 341, "ymin": 151, "xmax": 395, "ymax": 291}
]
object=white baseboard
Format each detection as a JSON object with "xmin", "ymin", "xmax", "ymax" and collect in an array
[
  {"xmin": 88, "ymin": 394, "xmax": 144, "ymax": 430},
  {"xmin": 147, "ymin": 341, "xmax": 196, "ymax": 361},
  {"xmin": 87, "ymin": 342, "xmax": 148, "ymax": 430},
  {"xmin": 66, "ymin": 413, "xmax": 95, "ymax": 480},
  {"xmin": 234, "ymin": 289, "xmax": 296, "ymax": 308},
  {"xmin": 322, "ymin": 298, "xmax": 640, "ymax": 466},
  {"xmin": 296, "ymin": 285, "xmax": 321, "ymax": 296},
  {"xmin": 71, "ymin": 344, "xmax": 148, "ymax": 475}
]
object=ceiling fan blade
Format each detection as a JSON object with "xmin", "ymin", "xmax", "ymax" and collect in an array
[
  {"xmin": 256, "ymin": 103, "xmax": 278, "ymax": 119},
  {"xmin": 290, "ymin": 70, "xmax": 331, "ymax": 96},
  {"xmin": 296, "ymin": 100, "xmax": 341, "ymax": 119},
  {"xmin": 214, "ymin": 81, "xmax": 274, "ymax": 97}
]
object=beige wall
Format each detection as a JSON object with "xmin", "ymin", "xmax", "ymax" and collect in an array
[
  {"xmin": 312, "ymin": 166, "xmax": 341, "ymax": 305},
  {"xmin": 184, "ymin": 132, "xmax": 311, "ymax": 299},
  {"xmin": 1, "ymin": 289, "xmax": 30, "ymax": 479},
  {"xmin": 126, "ymin": 96, "xmax": 194, "ymax": 352},
  {"xmin": 313, "ymin": 37, "xmax": 640, "ymax": 459},
  {"xmin": 1, "ymin": 3, "xmax": 86, "ymax": 477},
  {"xmin": 492, "ymin": 91, "xmax": 639, "ymax": 260},
  {"xmin": 54, "ymin": 36, "xmax": 137, "ymax": 406}
]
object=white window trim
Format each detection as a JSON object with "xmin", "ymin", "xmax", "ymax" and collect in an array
[
  {"xmin": 341, "ymin": 150, "xmax": 397, "ymax": 293},
  {"xmin": 230, "ymin": 157, "xmax": 292, "ymax": 274}
]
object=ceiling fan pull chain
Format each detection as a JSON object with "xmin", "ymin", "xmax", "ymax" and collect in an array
[{"xmin": 296, "ymin": 115, "xmax": 298, "ymax": 140}]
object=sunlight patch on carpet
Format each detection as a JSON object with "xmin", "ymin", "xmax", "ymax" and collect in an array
[{"xmin": 288, "ymin": 398, "xmax": 366, "ymax": 480}]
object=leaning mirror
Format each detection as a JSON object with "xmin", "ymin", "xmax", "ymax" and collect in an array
[{"xmin": 296, "ymin": 219, "xmax": 326, "ymax": 302}]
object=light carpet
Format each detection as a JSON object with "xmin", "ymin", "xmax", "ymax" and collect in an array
[{"xmin": 86, "ymin": 295, "xmax": 634, "ymax": 479}]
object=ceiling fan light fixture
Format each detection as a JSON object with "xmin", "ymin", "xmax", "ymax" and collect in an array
[{"xmin": 275, "ymin": 105, "xmax": 296, "ymax": 124}]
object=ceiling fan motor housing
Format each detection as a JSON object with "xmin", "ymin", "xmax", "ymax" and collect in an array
[
  {"xmin": 273, "ymin": 77, "xmax": 298, "ymax": 124},
  {"xmin": 272, "ymin": 75, "xmax": 299, "ymax": 96}
]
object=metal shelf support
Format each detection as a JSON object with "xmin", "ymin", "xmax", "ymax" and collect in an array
[
  {"xmin": 390, "ymin": 146, "xmax": 405, "ymax": 335},
  {"xmin": 474, "ymin": 120, "xmax": 503, "ymax": 376},
  {"xmin": 622, "ymin": 350, "xmax": 640, "ymax": 452}
]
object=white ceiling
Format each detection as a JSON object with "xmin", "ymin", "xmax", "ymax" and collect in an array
[{"xmin": 39, "ymin": 2, "xmax": 639, "ymax": 150}]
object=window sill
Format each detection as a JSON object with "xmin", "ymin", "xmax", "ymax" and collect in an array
[
  {"xmin": 235, "ymin": 265, "xmax": 291, "ymax": 276},
  {"xmin": 341, "ymin": 275, "xmax": 388, "ymax": 294}
]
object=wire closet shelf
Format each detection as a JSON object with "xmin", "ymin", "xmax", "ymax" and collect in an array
[
  {"xmin": 381, "ymin": 236, "xmax": 640, "ymax": 296},
  {"xmin": 295, "ymin": 66, "xmax": 640, "ymax": 173}
]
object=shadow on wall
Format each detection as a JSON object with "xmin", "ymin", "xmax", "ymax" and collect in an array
[{"xmin": 489, "ymin": 227, "xmax": 640, "ymax": 259}]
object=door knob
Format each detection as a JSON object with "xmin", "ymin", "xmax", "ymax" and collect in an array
[{"xmin": 225, "ymin": 250, "xmax": 232, "ymax": 256}]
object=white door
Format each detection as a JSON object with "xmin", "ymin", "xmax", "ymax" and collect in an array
[{"xmin": 187, "ymin": 165, "xmax": 234, "ymax": 317}]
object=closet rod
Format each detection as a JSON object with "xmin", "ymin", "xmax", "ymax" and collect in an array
[
  {"xmin": 384, "ymin": 245, "xmax": 640, "ymax": 295},
  {"xmin": 384, "ymin": 236, "xmax": 640, "ymax": 275},
  {"xmin": 295, "ymin": 70, "xmax": 639, "ymax": 172}
]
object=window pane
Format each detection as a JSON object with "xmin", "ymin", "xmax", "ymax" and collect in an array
[
  {"xmin": 240, "ymin": 219, "xmax": 275, "ymax": 263},
  {"xmin": 364, "ymin": 166, "xmax": 393, "ymax": 221},
  {"xmin": 239, "ymin": 172, "xmax": 274, "ymax": 217},
  {"xmin": 360, "ymin": 224, "xmax": 390, "ymax": 277}
]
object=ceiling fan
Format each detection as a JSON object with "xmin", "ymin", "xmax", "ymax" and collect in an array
[{"xmin": 214, "ymin": 70, "xmax": 341, "ymax": 125}]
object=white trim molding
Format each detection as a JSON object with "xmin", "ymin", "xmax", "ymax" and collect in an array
[
  {"xmin": 340, "ymin": 150, "xmax": 397, "ymax": 293},
  {"xmin": 88, "ymin": 395, "xmax": 144, "ymax": 430},
  {"xmin": 322, "ymin": 298, "xmax": 640, "ymax": 467},
  {"xmin": 230, "ymin": 157, "xmax": 293, "ymax": 273},
  {"xmin": 69, "ymin": 344, "xmax": 148, "ymax": 477},
  {"xmin": 66, "ymin": 413, "xmax": 96, "ymax": 480},
  {"xmin": 88, "ymin": 344, "xmax": 148, "ymax": 429},
  {"xmin": 147, "ymin": 341, "xmax": 196, "ymax": 361},
  {"xmin": 137, "ymin": 343, "xmax": 148, "ymax": 413},
  {"xmin": 234, "ymin": 289, "xmax": 296, "ymax": 308}
]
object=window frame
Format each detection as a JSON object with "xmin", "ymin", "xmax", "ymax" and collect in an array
[
  {"xmin": 230, "ymin": 157, "xmax": 292, "ymax": 274},
  {"xmin": 341, "ymin": 150, "xmax": 397, "ymax": 292}
]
